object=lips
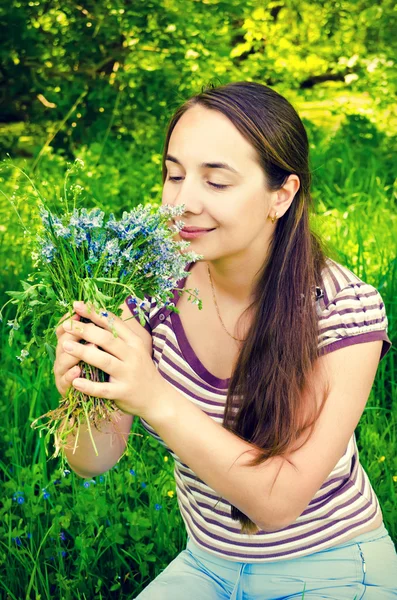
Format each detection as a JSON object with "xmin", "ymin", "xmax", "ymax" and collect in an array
[{"xmin": 181, "ymin": 226, "xmax": 215, "ymax": 232}]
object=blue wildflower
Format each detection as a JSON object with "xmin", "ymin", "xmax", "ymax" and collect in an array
[
  {"xmin": 39, "ymin": 206, "xmax": 50, "ymax": 227},
  {"xmin": 59, "ymin": 531, "xmax": 67, "ymax": 542},
  {"xmin": 27, "ymin": 533, "xmax": 32, "ymax": 539},
  {"xmin": 41, "ymin": 241, "xmax": 57, "ymax": 263},
  {"xmin": 98, "ymin": 475, "xmax": 104, "ymax": 483},
  {"xmin": 129, "ymin": 469, "xmax": 136, "ymax": 476},
  {"xmin": 141, "ymin": 482, "xmax": 147, "ymax": 489},
  {"xmin": 155, "ymin": 504, "xmax": 162, "ymax": 511},
  {"xmin": 12, "ymin": 537, "xmax": 22, "ymax": 546},
  {"xmin": 42, "ymin": 488, "xmax": 50, "ymax": 500},
  {"xmin": 44, "ymin": 213, "xmax": 71, "ymax": 238},
  {"xmin": 13, "ymin": 491, "xmax": 24, "ymax": 503},
  {"xmin": 83, "ymin": 481, "xmax": 90, "ymax": 488}
]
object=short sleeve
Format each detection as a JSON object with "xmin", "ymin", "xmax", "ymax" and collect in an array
[
  {"xmin": 125, "ymin": 293, "xmax": 153, "ymax": 335},
  {"xmin": 317, "ymin": 282, "xmax": 392, "ymax": 362}
]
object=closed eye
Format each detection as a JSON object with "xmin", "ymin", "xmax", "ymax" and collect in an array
[{"xmin": 168, "ymin": 176, "xmax": 229, "ymax": 190}]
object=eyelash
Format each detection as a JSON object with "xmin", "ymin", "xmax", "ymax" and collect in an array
[{"xmin": 167, "ymin": 176, "xmax": 229, "ymax": 190}]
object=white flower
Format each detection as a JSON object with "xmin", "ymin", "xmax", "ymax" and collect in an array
[{"xmin": 17, "ymin": 349, "xmax": 29, "ymax": 362}]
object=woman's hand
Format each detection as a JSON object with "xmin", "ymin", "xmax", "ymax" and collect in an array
[
  {"xmin": 59, "ymin": 301, "xmax": 166, "ymax": 420},
  {"xmin": 54, "ymin": 311, "xmax": 84, "ymax": 397}
]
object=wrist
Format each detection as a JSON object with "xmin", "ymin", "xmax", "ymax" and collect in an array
[{"xmin": 142, "ymin": 379, "xmax": 180, "ymax": 427}]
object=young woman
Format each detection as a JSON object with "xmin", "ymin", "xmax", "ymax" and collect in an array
[{"xmin": 54, "ymin": 82, "xmax": 397, "ymax": 599}]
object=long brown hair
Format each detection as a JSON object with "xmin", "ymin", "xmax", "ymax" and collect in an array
[{"xmin": 161, "ymin": 81, "xmax": 331, "ymax": 534}]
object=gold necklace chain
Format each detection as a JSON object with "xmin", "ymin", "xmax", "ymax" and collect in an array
[{"xmin": 207, "ymin": 263, "xmax": 245, "ymax": 342}]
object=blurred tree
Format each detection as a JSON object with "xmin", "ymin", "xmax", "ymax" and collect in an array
[{"xmin": 0, "ymin": 0, "xmax": 395, "ymax": 155}]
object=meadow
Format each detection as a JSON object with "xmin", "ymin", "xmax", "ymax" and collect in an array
[{"xmin": 0, "ymin": 95, "xmax": 396, "ymax": 599}]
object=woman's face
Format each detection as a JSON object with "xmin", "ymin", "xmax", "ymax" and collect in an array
[{"xmin": 162, "ymin": 104, "xmax": 277, "ymax": 262}]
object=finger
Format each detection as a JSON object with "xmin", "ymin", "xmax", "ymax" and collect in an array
[
  {"xmin": 55, "ymin": 340, "xmax": 96, "ymax": 374},
  {"xmin": 54, "ymin": 329, "xmax": 94, "ymax": 382},
  {"xmin": 63, "ymin": 313, "xmax": 139, "ymax": 362},
  {"xmin": 62, "ymin": 340, "xmax": 120, "ymax": 378},
  {"xmin": 64, "ymin": 365, "xmax": 81, "ymax": 384},
  {"xmin": 55, "ymin": 317, "xmax": 84, "ymax": 368},
  {"xmin": 56, "ymin": 312, "xmax": 80, "ymax": 339},
  {"xmin": 59, "ymin": 366, "xmax": 81, "ymax": 391},
  {"xmin": 72, "ymin": 301, "xmax": 135, "ymax": 345},
  {"xmin": 71, "ymin": 377, "xmax": 117, "ymax": 400}
]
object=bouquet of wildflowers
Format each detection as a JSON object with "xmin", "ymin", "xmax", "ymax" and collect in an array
[{"xmin": 1, "ymin": 158, "xmax": 202, "ymax": 462}]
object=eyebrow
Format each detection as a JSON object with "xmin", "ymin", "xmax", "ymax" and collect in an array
[{"xmin": 165, "ymin": 154, "xmax": 239, "ymax": 174}]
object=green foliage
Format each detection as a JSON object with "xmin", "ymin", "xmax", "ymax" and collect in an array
[{"xmin": 1, "ymin": 0, "xmax": 396, "ymax": 157}]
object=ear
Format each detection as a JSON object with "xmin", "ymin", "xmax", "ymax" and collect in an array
[{"xmin": 272, "ymin": 174, "xmax": 300, "ymax": 216}]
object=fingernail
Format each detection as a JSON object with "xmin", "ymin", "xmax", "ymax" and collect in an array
[
  {"xmin": 63, "ymin": 320, "xmax": 72, "ymax": 329},
  {"xmin": 73, "ymin": 301, "xmax": 84, "ymax": 309},
  {"xmin": 63, "ymin": 342, "xmax": 74, "ymax": 352},
  {"xmin": 73, "ymin": 379, "xmax": 86, "ymax": 390}
]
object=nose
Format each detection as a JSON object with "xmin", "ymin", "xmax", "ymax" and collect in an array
[{"xmin": 164, "ymin": 176, "xmax": 204, "ymax": 216}]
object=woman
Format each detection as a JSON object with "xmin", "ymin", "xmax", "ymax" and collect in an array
[{"xmin": 54, "ymin": 82, "xmax": 397, "ymax": 599}]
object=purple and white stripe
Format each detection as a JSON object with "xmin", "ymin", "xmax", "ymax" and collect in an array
[{"xmin": 126, "ymin": 257, "xmax": 391, "ymax": 562}]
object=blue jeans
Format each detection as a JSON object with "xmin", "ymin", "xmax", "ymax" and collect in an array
[{"xmin": 135, "ymin": 522, "xmax": 397, "ymax": 599}]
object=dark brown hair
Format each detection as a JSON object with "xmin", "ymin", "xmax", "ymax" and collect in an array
[{"xmin": 161, "ymin": 81, "xmax": 331, "ymax": 534}]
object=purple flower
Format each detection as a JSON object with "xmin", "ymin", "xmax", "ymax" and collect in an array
[{"xmin": 59, "ymin": 531, "xmax": 67, "ymax": 542}]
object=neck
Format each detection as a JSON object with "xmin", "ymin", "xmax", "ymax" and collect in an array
[{"xmin": 205, "ymin": 252, "xmax": 266, "ymax": 306}]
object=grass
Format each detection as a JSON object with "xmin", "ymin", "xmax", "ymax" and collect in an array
[{"xmin": 0, "ymin": 106, "xmax": 396, "ymax": 598}]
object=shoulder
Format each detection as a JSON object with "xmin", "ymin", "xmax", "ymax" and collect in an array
[{"xmin": 316, "ymin": 258, "xmax": 392, "ymax": 362}]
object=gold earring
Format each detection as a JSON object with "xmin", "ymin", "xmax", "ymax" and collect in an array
[{"xmin": 269, "ymin": 212, "xmax": 279, "ymax": 224}]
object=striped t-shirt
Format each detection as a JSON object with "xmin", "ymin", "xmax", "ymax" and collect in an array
[{"xmin": 125, "ymin": 257, "xmax": 392, "ymax": 562}]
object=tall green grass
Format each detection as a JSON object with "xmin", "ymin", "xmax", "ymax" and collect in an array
[{"xmin": 0, "ymin": 110, "xmax": 396, "ymax": 598}]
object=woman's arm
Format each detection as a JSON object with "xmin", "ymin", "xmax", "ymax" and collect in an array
[
  {"xmin": 145, "ymin": 339, "xmax": 383, "ymax": 532},
  {"xmin": 60, "ymin": 301, "xmax": 152, "ymax": 477}
]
